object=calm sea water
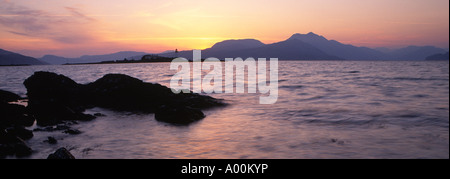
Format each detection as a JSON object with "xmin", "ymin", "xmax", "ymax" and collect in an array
[{"xmin": 1, "ymin": 61, "xmax": 448, "ymax": 159}]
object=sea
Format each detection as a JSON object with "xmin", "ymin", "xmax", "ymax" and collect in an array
[{"xmin": 0, "ymin": 60, "xmax": 448, "ymax": 159}]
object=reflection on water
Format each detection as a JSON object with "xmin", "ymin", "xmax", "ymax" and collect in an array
[{"xmin": 0, "ymin": 61, "xmax": 448, "ymax": 159}]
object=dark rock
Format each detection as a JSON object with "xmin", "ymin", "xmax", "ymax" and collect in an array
[
  {"xmin": 0, "ymin": 126, "xmax": 33, "ymax": 157},
  {"xmin": 77, "ymin": 113, "xmax": 96, "ymax": 121},
  {"xmin": 5, "ymin": 126, "xmax": 33, "ymax": 140},
  {"xmin": 24, "ymin": 72, "xmax": 226, "ymax": 126},
  {"xmin": 65, "ymin": 121, "xmax": 78, "ymax": 125},
  {"xmin": 85, "ymin": 73, "xmax": 226, "ymax": 112},
  {"xmin": 173, "ymin": 92, "xmax": 226, "ymax": 109},
  {"xmin": 13, "ymin": 137, "xmax": 32, "ymax": 157},
  {"xmin": 0, "ymin": 103, "xmax": 35, "ymax": 127},
  {"xmin": 55, "ymin": 124, "xmax": 71, "ymax": 131},
  {"xmin": 0, "ymin": 90, "xmax": 35, "ymax": 158},
  {"xmin": 64, "ymin": 129, "xmax": 82, "ymax": 135},
  {"xmin": 44, "ymin": 136, "xmax": 57, "ymax": 144},
  {"xmin": 0, "ymin": 90, "xmax": 34, "ymax": 128},
  {"xmin": 33, "ymin": 126, "xmax": 55, "ymax": 132},
  {"xmin": 27, "ymin": 105, "xmax": 94, "ymax": 127},
  {"xmin": 0, "ymin": 144, "xmax": 15, "ymax": 158},
  {"xmin": 84, "ymin": 74, "xmax": 174, "ymax": 112},
  {"xmin": 0, "ymin": 129, "xmax": 18, "ymax": 144},
  {"xmin": 155, "ymin": 105, "xmax": 205, "ymax": 125},
  {"xmin": 15, "ymin": 114, "xmax": 35, "ymax": 127},
  {"xmin": 93, "ymin": 113, "xmax": 106, "ymax": 117},
  {"xmin": 1, "ymin": 136, "xmax": 33, "ymax": 157},
  {"xmin": 0, "ymin": 89, "xmax": 21, "ymax": 103},
  {"xmin": 33, "ymin": 124, "xmax": 72, "ymax": 132},
  {"xmin": 47, "ymin": 147, "xmax": 75, "ymax": 159},
  {"xmin": 23, "ymin": 72, "xmax": 82, "ymax": 105},
  {"xmin": 24, "ymin": 71, "xmax": 93, "ymax": 126},
  {"xmin": 330, "ymin": 138, "xmax": 345, "ymax": 145}
]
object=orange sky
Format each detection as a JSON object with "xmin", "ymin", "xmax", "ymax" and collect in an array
[{"xmin": 0, "ymin": 0, "xmax": 448, "ymax": 57}]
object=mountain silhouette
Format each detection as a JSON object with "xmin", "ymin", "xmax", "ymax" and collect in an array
[
  {"xmin": 226, "ymin": 38, "xmax": 341, "ymax": 60},
  {"xmin": 386, "ymin": 46, "xmax": 447, "ymax": 60},
  {"xmin": 0, "ymin": 49, "xmax": 46, "ymax": 66},
  {"xmin": 161, "ymin": 32, "xmax": 447, "ymax": 61},
  {"xmin": 425, "ymin": 52, "xmax": 449, "ymax": 61},
  {"xmin": 207, "ymin": 39, "xmax": 265, "ymax": 52},
  {"xmin": 40, "ymin": 51, "xmax": 148, "ymax": 64},
  {"xmin": 161, "ymin": 37, "xmax": 340, "ymax": 60},
  {"xmin": 39, "ymin": 55, "xmax": 72, "ymax": 65},
  {"xmin": 160, "ymin": 39, "xmax": 266, "ymax": 60},
  {"xmin": 31, "ymin": 32, "xmax": 449, "ymax": 63},
  {"xmin": 288, "ymin": 32, "xmax": 387, "ymax": 60}
]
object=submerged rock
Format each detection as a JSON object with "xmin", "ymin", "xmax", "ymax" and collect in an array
[
  {"xmin": 47, "ymin": 147, "xmax": 75, "ymax": 159},
  {"xmin": 93, "ymin": 113, "xmax": 106, "ymax": 117},
  {"xmin": 24, "ymin": 71, "xmax": 226, "ymax": 126},
  {"xmin": 33, "ymin": 123, "xmax": 74, "ymax": 132},
  {"xmin": 155, "ymin": 105, "xmax": 205, "ymax": 125},
  {"xmin": 44, "ymin": 136, "xmax": 57, "ymax": 144},
  {"xmin": 63, "ymin": 129, "xmax": 82, "ymax": 135}
]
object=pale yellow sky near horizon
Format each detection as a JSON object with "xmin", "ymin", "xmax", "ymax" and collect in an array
[{"xmin": 0, "ymin": 0, "xmax": 448, "ymax": 57}]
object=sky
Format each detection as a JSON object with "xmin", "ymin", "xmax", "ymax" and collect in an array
[{"xmin": 0, "ymin": 0, "xmax": 449, "ymax": 58}]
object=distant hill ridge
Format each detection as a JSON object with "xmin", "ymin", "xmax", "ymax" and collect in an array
[
  {"xmin": 39, "ymin": 51, "xmax": 147, "ymax": 65},
  {"xmin": 2, "ymin": 32, "xmax": 448, "ymax": 65},
  {"xmin": 288, "ymin": 32, "xmax": 387, "ymax": 60},
  {"xmin": 0, "ymin": 49, "xmax": 46, "ymax": 66},
  {"xmin": 208, "ymin": 39, "xmax": 266, "ymax": 51},
  {"xmin": 426, "ymin": 52, "xmax": 449, "ymax": 61},
  {"xmin": 160, "ymin": 32, "xmax": 447, "ymax": 61}
]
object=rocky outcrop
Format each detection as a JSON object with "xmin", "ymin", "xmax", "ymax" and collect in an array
[
  {"xmin": 84, "ymin": 73, "xmax": 225, "ymax": 112},
  {"xmin": 24, "ymin": 71, "xmax": 226, "ymax": 126},
  {"xmin": 0, "ymin": 90, "xmax": 22, "ymax": 103},
  {"xmin": 155, "ymin": 105, "xmax": 205, "ymax": 125},
  {"xmin": 0, "ymin": 89, "xmax": 33, "ymax": 128},
  {"xmin": 23, "ymin": 71, "xmax": 95, "ymax": 126},
  {"xmin": 0, "ymin": 90, "xmax": 34, "ymax": 158},
  {"xmin": 0, "ymin": 102, "xmax": 35, "ymax": 127},
  {"xmin": 1, "ymin": 71, "xmax": 225, "ymax": 158},
  {"xmin": 84, "ymin": 74, "xmax": 172, "ymax": 112},
  {"xmin": 44, "ymin": 136, "xmax": 57, "ymax": 144},
  {"xmin": 0, "ymin": 130, "xmax": 33, "ymax": 158},
  {"xmin": 47, "ymin": 147, "xmax": 75, "ymax": 159}
]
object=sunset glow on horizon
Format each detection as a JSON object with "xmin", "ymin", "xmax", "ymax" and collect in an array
[{"xmin": 0, "ymin": 0, "xmax": 448, "ymax": 58}]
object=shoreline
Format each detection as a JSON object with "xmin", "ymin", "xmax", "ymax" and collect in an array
[{"xmin": 1, "ymin": 71, "xmax": 227, "ymax": 159}]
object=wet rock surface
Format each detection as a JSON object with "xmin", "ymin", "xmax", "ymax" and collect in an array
[
  {"xmin": 44, "ymin": 136, "xmax": 58, "ymax": 144},
  {"xmin": 0, "ymin": 90, "xmax": 34, "ymax": 158},
  {"xmin": 1, "ymin": 71, "xmax": 226, "ymax": 158},
  {"xmin": 0, "ymin": 89, "xmax": 22, "ymax": 103},
  {"xmin": 24, "ymin": 71, "xmax": 226, "ymax": 125},
  {"xmin": 23, "ymin": 71, "xmax": 94, "ymax": 126},
  {"xmin": 155, "ymin": 105, "xmax": 206, "ymax": 125},
  {"xmin": 47, "ymin": 147, "xmax": 75, "ymax": 159}
]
